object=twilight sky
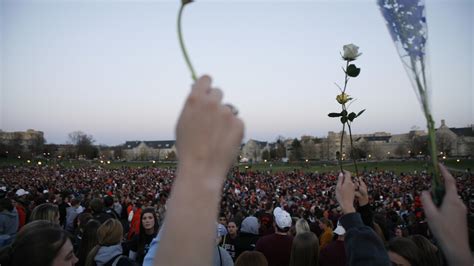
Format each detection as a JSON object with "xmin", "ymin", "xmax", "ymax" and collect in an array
[{"xmin": 0, "ymin": 0, "xmax": 472, "ymax": 145}]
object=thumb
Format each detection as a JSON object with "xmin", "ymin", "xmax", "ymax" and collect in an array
[{"xmin": 421, "ymin": 191, "xmax": 438, "ymax": 221}]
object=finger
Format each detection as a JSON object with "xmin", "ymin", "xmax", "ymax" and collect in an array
[
  {"xmin": 359, "ymin": 176, "xmax": 367, "ymax": 188},
  {"xmin": 421, "ymin": 190, "xmax": 438, "ymax": 221},
  {"xmin": 439, "ymin": 163, "xmax": 457, "ymax": 195},
  {"xmin": 192, "ymin": 75, "xmax": 212, "ymax": 95},
  {"xmin": 208, "ymin": 88, "xmax": 223, "ymax": 103}
]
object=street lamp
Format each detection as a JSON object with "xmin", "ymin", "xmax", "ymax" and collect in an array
[{"xmin": 38, "ymin": 161, "xmax": 42, "ymax": 165}]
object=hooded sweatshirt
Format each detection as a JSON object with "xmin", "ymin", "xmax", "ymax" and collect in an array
[
  {"xmin": 235, "ymin": 216, "xmax": 260, "ymax": 259},
  {"xmin": 94, "ymin": 244, "xmax": 123, "ymax": 266},
  {"xmin": 0, "ymin": 208, "xmax": 19, "ymax": 236}
]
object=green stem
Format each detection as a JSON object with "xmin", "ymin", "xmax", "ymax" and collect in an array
[
  {"xmin": 347, "ymin": 122, "xmax": 359, "ymax": 177},
  {"xmin": 410, "ymin": 58, "xmax": 443, "ymax": 205},
  {"xmin": 339, "ymin": 123, "xmax": 345, "ymax": 173},
  {"xmin": 177, "ymin": 4, "xmax": 197, "ymax": 81}
]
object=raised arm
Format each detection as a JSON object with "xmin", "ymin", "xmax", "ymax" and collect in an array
[
  {"xmin": 154, "ymin": 75, "xmax": 244, "ymax": 266},
  {"xmin": 336, "ymin": 171, "xmax": 389, "ymax": 266}
]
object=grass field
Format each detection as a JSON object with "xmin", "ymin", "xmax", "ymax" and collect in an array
[{"xmin": 1, "ymin": 157, "xmax": 472, "ymax": 175}]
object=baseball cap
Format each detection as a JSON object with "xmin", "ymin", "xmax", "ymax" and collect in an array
[{"xmin": 273, "ymin": 207, "xmax": 292, "ymax": 229}]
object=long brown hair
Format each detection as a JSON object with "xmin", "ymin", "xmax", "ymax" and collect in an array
[
  {"xmin": 289, "ymin": 231, "xmax": 319, "ymax": 266},
  {"xmin": 85, "ymin": 219, "xmax": 123, "ymax": 266},
  {"xmin": 77, "ymin": 219, "xmax": 101, "ymax": 266},
  {"xmin": 0, "ymin": 220, "xmax": 69, "ymax": 266}
]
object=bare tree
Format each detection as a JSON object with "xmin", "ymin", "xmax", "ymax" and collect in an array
[{"xmin": 68, "ymin": 131, "xmax": 98, "ymax": 159}]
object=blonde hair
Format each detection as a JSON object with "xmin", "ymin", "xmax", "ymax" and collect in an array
[
  {"xmin": 85, "ymin": 219, "xmax": 123, "ymax": 266},
  {"xmin": 30, "ymin": 203, "xmax": 59, "ymax": 223},
  {"xmin": 295, "ymin": 218, "xmax": 310, "ymax": 235}
]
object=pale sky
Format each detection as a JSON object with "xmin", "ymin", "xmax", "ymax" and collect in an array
[{"xmin": 0, "ymin": 0, "xmax": 472, "ymax": 145}]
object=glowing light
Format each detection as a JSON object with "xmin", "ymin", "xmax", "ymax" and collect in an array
[{"xmin": 37, "ymin": 161, "xmax": 42, "ymax": 165}]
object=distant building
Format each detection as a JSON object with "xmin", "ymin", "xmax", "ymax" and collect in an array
[
  {"xmin": 122, "ymin": 140, "xmax": 176, "ymax": 161},
  {"xmin": 241, "ymin": 140, "xmax": 270, "ymax": 163},
  {"xmin": 240, "ymin": 120, "xmax": 473, "ymax": 162},
  {"xmin": 0, "ymin": 129, "xmax": 45, "ymax": 155}
]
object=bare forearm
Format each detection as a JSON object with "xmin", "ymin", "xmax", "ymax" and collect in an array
[{"xmin": 155, "ymin": 165, "xmax": 224, "ymax": 266}]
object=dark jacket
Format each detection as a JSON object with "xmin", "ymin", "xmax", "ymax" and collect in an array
[{"xmin": 340, "ymin": 212, "xmax": 390, "ymax": 266}]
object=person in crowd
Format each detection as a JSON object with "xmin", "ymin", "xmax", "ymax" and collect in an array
[
  {"xmin": 319, "ymin": 221, "xmax": 346, "ymax": 266},
  {"xmin": 85, "ymin": 218, "xmax": 135, "ymax": 266},
  {"xmin": 214, "ymin": 223, "xmax": 234, "ymax": 266},
  {"xmin": 258, "ymin": 202, "xmax": 274, "ymax": 236},
  {"xmin": 66, "ymin": 198, "xmax": 84, "ymax": 233},
  {"xmin": 295, "ymin": 218, "xmax": 310, "ymax": 235},
  {"xmin": 218, "ymin": 213, "xmax": 228, "ymax": 227},
  {"xmin": 0, "ymin": 220, "xmax": 78, "ymax": 266},
  {"xmin": 318, "ymin": 217, "xmax": 333, "ymax": 249},
  {"xmin": 234, "ymin": 251, "xmax": 268, "ymax": 266},
  {"xmin": 89, "ymin": 198, "xmax": 115, "ymax": 224},
  {"xmin": 58, "ymin": 194, "xmax": 70, "ymax": 228},
  {"xmin": 289, "ymin": 231, "xmax": 319, "ymax": 266},
  {"xmin": 255, "ymin": 207, "xmax": 293, "ymax": 266},
  {"xmin": 127, "ymin": 208, "xmax": 159, "ymax": 265},
  {"xmin": 0, "ymin": 198, "xmax": 19, "ymax": 241},
  {"xmin": 222, "ymin": 221, "xmax": 239, "ymax": 260},
  {"xmin": 234, "ymin": 216, "xmax": 259, "ymax": 259},
  {"xmin": 30, "ymin": 202, "xmax": 60, "ymax": 224},
  {"xmin": 73, "ymin": 212, "xmax": 93, "ymax": 252},
  {"xmin": 76, "ymin": 219, "xmax": 101, "ymax": 266},
  {"xmin": 104, "ymin": 196, "xmax": 119, "ymax": 219},
  {"xmin": 12, "ymin": 197, "xmax": 27, "ymax": 231},
  {"xmin": 127, "ymin": 202, "xmax": 142, "ymax": 240}
]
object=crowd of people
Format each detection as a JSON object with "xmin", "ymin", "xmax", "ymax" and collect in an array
[
  {"xmin": 0, "ymin": 163, "xmax": 472, "ymax": 265},
  {"xmin": 0, "ymin": 75, "xmax": 472, "ymax": 265}
]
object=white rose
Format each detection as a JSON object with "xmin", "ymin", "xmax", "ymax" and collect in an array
[{"xmin": 342, "ymin": 44, "xmax": 362, "ymax": 61}]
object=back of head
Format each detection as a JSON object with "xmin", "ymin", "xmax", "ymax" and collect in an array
[
  {"xmin": 289, "ymin": 231, "xmax": 319, "ymax": 266},
  {"xmin": 319, "ymin": 217, "xmax": 333, "ymax": 229},
  {"xmin": 387, "ymin": 237, "xmax": 423, "ymax": 266},
  {"xmin": 295, "ymin": 218, "xmax": 310, "ymax": 235},
  {"xmin": 85, "ymin": 218, "xmax": 123, "ymax": 266},
  {"xmin": 0, "ymin": 198, "xmax": 13, "ymax": 212},
  {"xmin": 408, "ymin": 235, "xmax": 441, "ymax": 266},
  {"xmin": 240, "ymin": 216, "xmax": 259, "ymax": 235},
  {"xmin": 0, "ymin": 220, "xmax": 68, "ymax": 266},
  {"xmin": 89, "ymin": 198, "xmax": 104, "ymax": 214},
  {"xmin": 30, "ymin": 203, "xmax": 59, "ymax": 223},
  {"xmin": 235, "ymin": 251, "xmax": 268, "ymax": 266},
  {"xmin": 97, "ymin": 218, "xmax": 123, "ymax": 246},
  {"xmin": 103, "ymin": 196, "xmax": 114, "ymax": 208}
]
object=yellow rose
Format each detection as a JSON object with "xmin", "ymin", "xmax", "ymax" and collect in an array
[{"xmin": 336, "ymin": 93, "xmax": 350, "ymax": 104}]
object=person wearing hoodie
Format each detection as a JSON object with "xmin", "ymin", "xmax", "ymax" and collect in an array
[
  {"xmin": 0, "ymin": 198, "xmax": 19, "ymax": 243},
  {"xmin": 234, "ymin": 216, "xmax": 260, "ymax": 260},
  {"xmin": 85, "ymin": 218, "xmax": 136, "ymax": 266}
]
